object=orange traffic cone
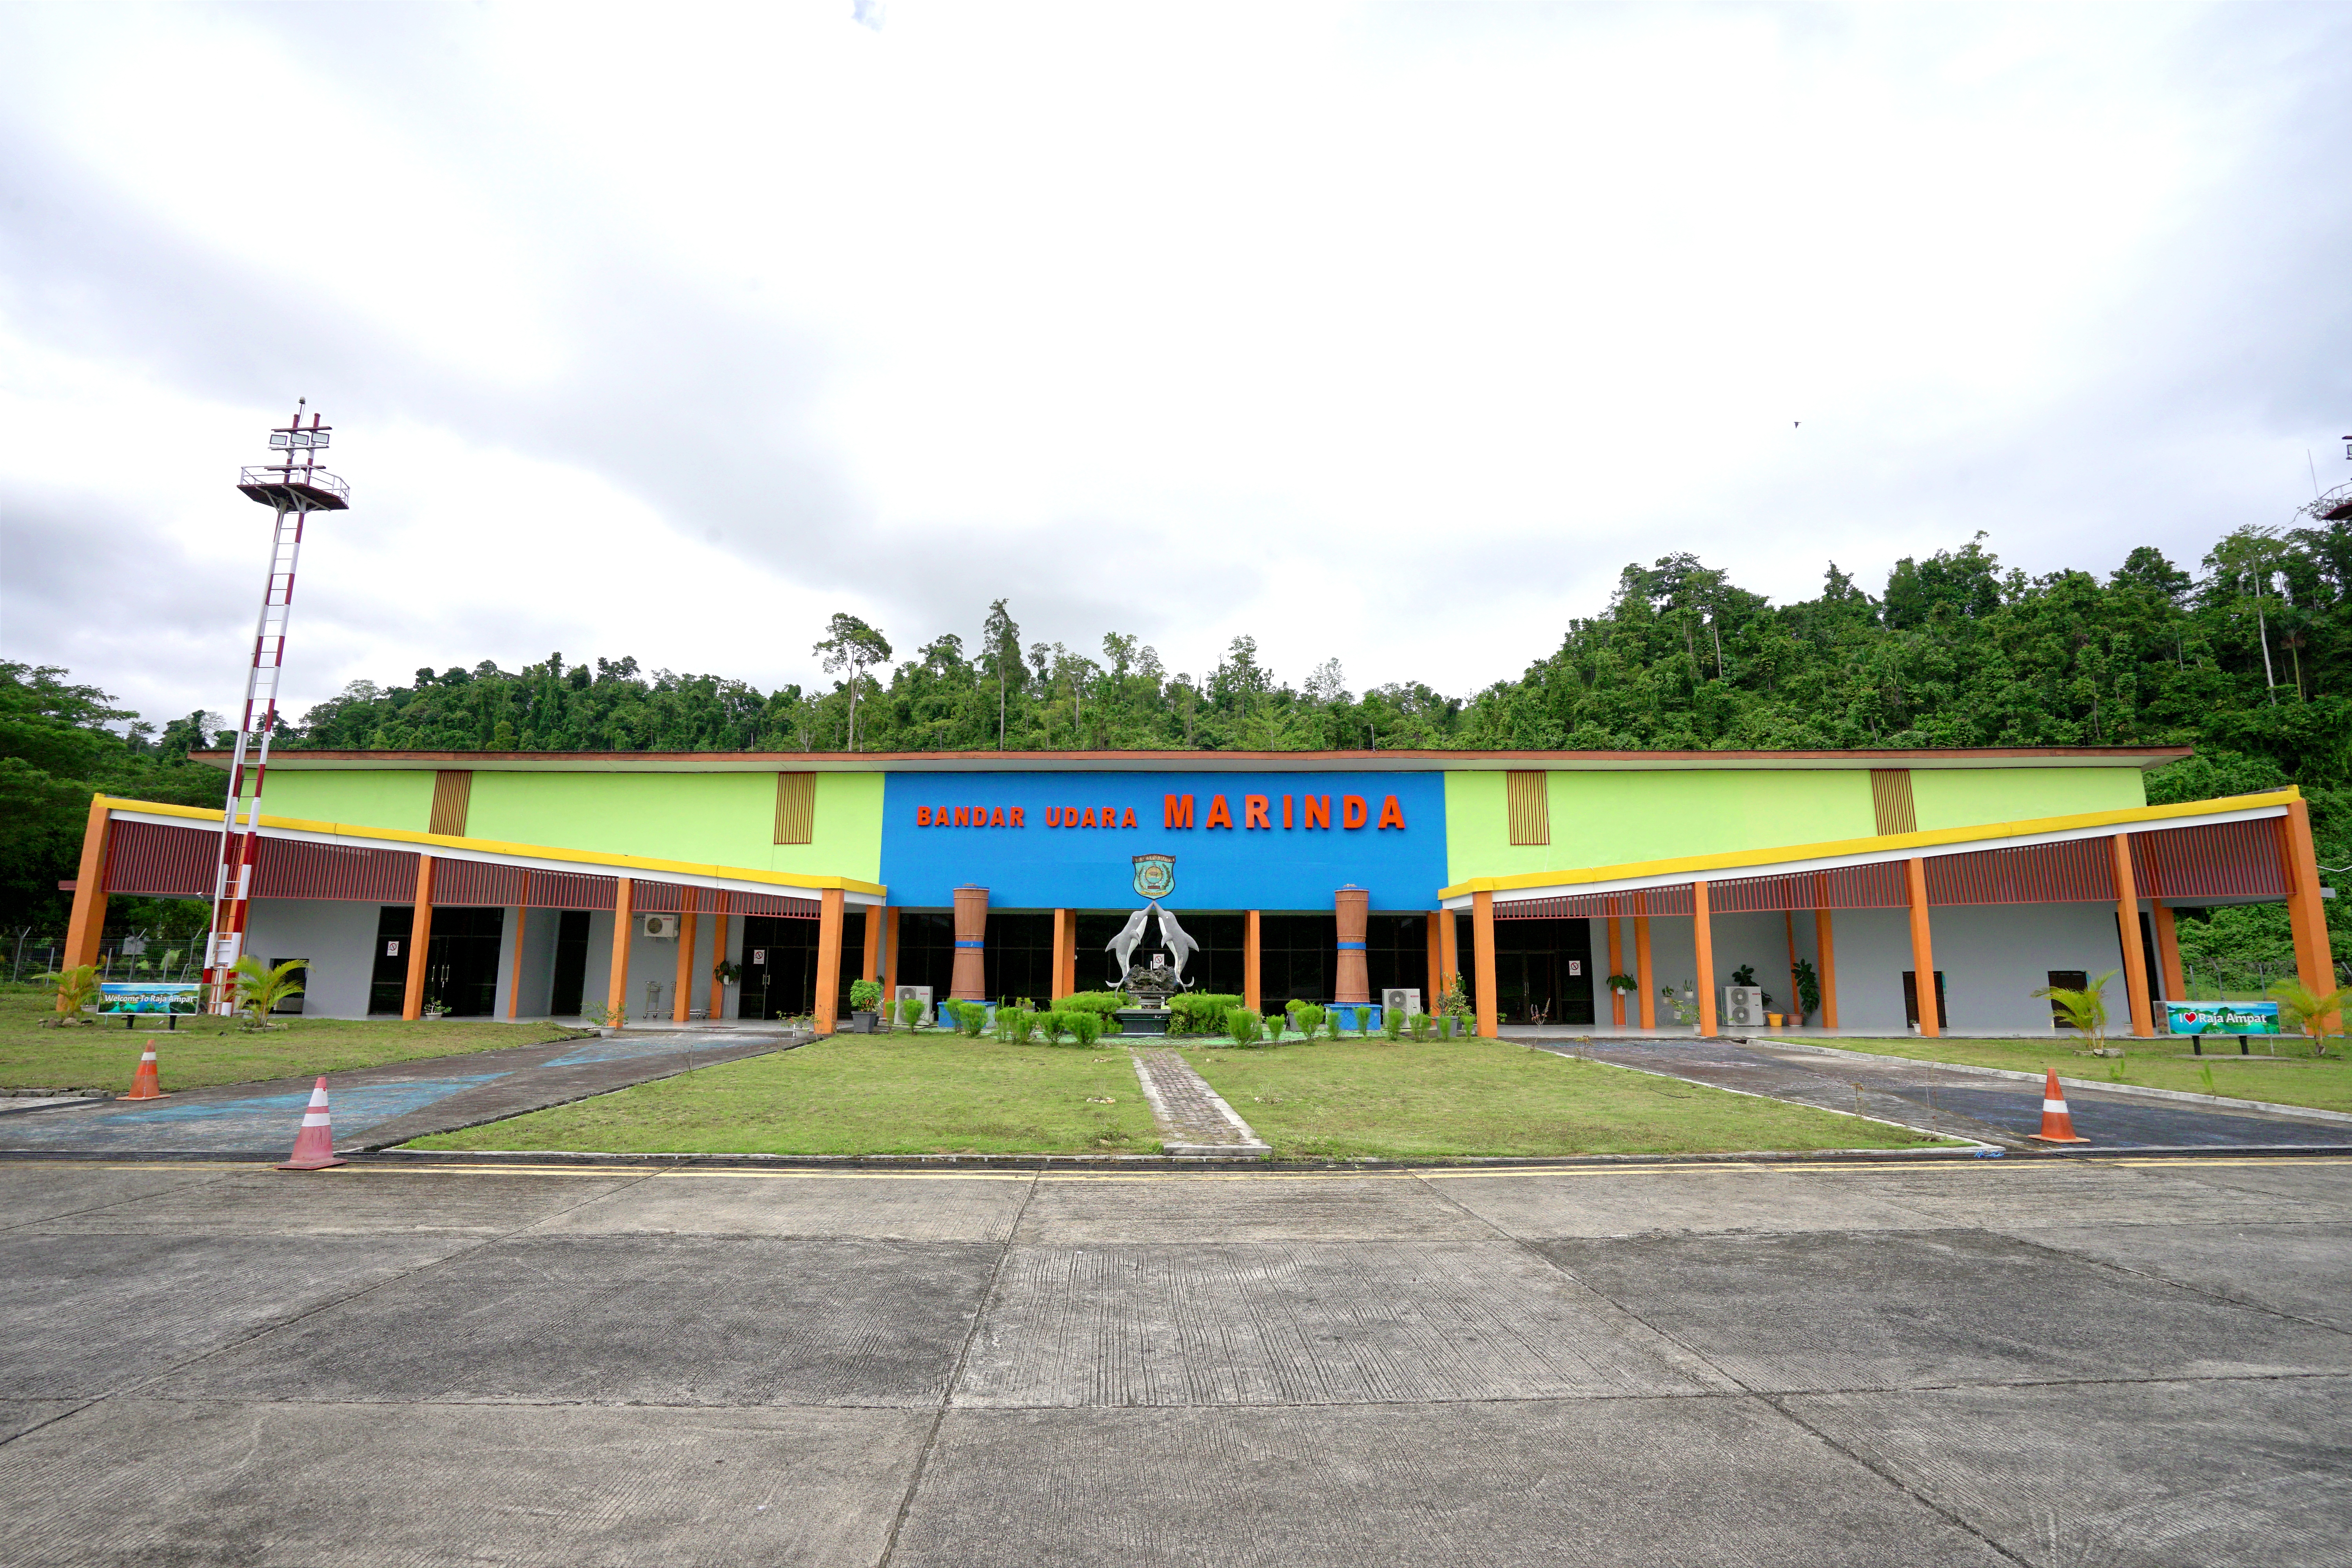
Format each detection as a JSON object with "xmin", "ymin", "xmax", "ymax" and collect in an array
[
  {"xmin": 2027, "ymin": 1067, "xmax": 2089, "ymax": 1144},
  {"xmin": 122, "ymin": 1038, "xmax": 168, "ymax": 1101},
  {"xmin": 277, "ymin": 1076, "xmax": 346, "ymax": 1171}
]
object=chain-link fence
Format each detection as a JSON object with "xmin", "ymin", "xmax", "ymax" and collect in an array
[{"xmin": 6, "ymin": 932, "xmax": 209, "ymax": 987}]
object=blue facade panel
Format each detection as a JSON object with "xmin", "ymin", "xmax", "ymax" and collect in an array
[{"xmin": 880, "ymin": 771, "xmax": 1447, "ymax": 911}]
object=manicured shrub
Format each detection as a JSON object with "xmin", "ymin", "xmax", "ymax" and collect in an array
[
  {"xmin": 897, "ymin": 996, "xmax": 927, "ymax": 1029},
  {"xmin": 1290, "ymin": 1003, "xmax": 1325, "ymax": 1040},
  {"xmin": 1169, "ymin": 993, "xmax": 1243, "ymax": 1034},
  {"xmin": 1437, "ymin": 1014, "xmax": 1455, "ymax": 1041},
  {"xmin": 1408, "ymin": 1011, "xmax": 1433, "ymax": 1042},
  {"xmin": 1226, "ymin": 1007, "xmax": 1264, "ymax": 1047},
  {"xmin": 1055, "ymin": 991, "xmax": 1126, "ymax": 1035},
  {"xmin": 1069, "ymin": 1012, "xmax": 1102, "ymax": 1047},
  {"xmin": 1382, "ymin": 1005, "xmax": 1405, "ymax": 1041},
  {"xmin": 1036, "ymin": 1010, "xmax": 1071, "ymax": 1044},
  {"xmin": 996, "ymin": 1005, "xmax": 1037, "ymax": 1043},
  {"xmin": 941, "ymin": 999, "xmax": 987, "ymax": 1037}
]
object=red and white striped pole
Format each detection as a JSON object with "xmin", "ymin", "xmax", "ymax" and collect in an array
[{"xmin": 204, "ymin": 401, "xmax": 349, "ymax": 1014}]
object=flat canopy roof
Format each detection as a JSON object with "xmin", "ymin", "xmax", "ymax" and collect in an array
[{"xmin": 200, "ymin": 745, "xmax": 2192, "ymax": 775}]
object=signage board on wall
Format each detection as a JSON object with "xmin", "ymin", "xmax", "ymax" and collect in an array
[{"xmin": 879, "ymin": 770, "xmax": 1447, "ymax": 910}]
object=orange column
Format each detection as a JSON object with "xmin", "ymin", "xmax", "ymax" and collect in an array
[
  {"xmin": 2282, "ymin": 798, "xmax": 2336, "ymax": 1030},
  {"xmin": 1244, "ymin": 910, "xmax": 1263, "ymax": 1013},
  {"xmin": 62, "ymin": 796, "xmax": 113, "ymax": 992},
  {"xmin": 1606, "ymin": 903, "xmax": 1625, "ymax": 1027},
  {"xmin": 1634, "ymin": 914, "xmax": 1655, "ymax": 1029},
  {"xmin": 606, "ymin": 877, "xmax": 633, "ymax": 1028},
  {"xmin": 1693, "ymin": 880, "xmax": 1717, "ymax": 1037},
  {"xmin": 2110, "ymin": 833, "xmax": 2155, "ymax": 1038},
  {"xmin": 403, "ymin": 856, "xmax": 436, "ymax": 1021},
  {"xmin": 1052, "ymin": 908, "xmax": 1074, "ymax": 999},
  {"xmin": 1438, "ymin": 907, "xmax": 1461, "ymax": 1005},
  {"xmin": 881, "ymin": 906, "xmax": 900, "ymax": 1016},
  {"xmin": 1815, "ymin": 906, "xmax": 1840, "ymax": 1030},
  {"xmin": 1425, "ymin": 911, "xmax": 1444, "ymax": 1011},
  {"xmin": 1471, "ymin": 890, "xmax": 1499, "ymax": 1038},
  {"xmin": 815, "ymin": 887, "xmax": 845, "ymax": 1032},
  {"xmin": 950, "ymin": 886, "xmax": 988, "ymax": 1001},
  {"xmin": 506, "ymin": 873, "xmax": 530, "ymax": 1019},
  {"xmin": 2152, "ymin": 902, "xmax": 2185, "ymax": 1003},
  {"xmin": 1784, "ymin": 910, "xmax": 1799, "ymax": 1025},
  {"xmin": 1904, "ymin": 858, "xmax": 1937, "ymax": 1038},
  {"xmin": 860, "ymin": 902, "xmax": 881, "ymax": 985},
  {"xmin": 705, "ymin": 892, "xmax": 730, "ymax": 1021},
  {"xmin": 1334, "ymin": 887, "xmax": 1370, "ymax": 1004},
  {"xmin": 673, "ymin": 893, "xmax": 698, "ymax": 1023}
]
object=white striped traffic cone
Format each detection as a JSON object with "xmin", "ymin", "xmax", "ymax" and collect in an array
[
  {"xmin": 277, "ymin": 1076, "xmax": 347, "ymax": 1171},
  {"xmin": 122, "ymin": 1039, "xmax": 168, "ymax": 1101},
  {"xmin": 2027, "ymin": 1067, "xmax": 2089, "ymax": 1144}
]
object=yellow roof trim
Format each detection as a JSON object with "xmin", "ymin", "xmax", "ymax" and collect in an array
[
  {"xmin": 1436, "ymin": 789, "xmax": 2299, "ymax": 900},
  {"xmin": 96, "ymin": 797, "xmax": 887, "ymax": 897}
]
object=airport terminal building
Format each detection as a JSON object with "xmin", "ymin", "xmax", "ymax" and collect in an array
[{"xmin": 59, "ymin": 746, "xmax": 2335, "ymax": 1039}]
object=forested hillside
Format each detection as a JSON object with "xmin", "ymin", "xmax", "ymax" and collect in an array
[{"xmin": 8, "ymin": 521, "xmax": 2350, "ymax": 978}]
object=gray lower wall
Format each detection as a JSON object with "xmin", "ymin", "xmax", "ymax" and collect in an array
[
  {"xmin": 243, "ymin": 899, "xmax": 382, "ymax": 1020},
  {"xmin": 1591, "ymin": 900, "xmax": 2143, "ymax": 1033}
]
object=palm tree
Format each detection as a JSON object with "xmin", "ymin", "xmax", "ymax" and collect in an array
[
  {"xmin": 231, "ymin": 956, "xmax": 307, "ymax": 1030},
  {"xmin": 2033, "ymin": 969, "xmax": 2117, "ymax": 1047},
  {"xmin": 2266, "ymin": 979, "xmax": 2349, "ymax": 1058}
]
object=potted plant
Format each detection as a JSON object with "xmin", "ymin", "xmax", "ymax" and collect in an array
[
  {"xmin": 849, "ymin": 978, "xmax": 882, "ymax": 1034},
  {"xmin": 1791, "ymin": 958, "xmax": 1820, "ymax": 1027}
]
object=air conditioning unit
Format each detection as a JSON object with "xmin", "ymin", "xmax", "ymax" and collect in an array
[
  {"xmin": 1721, "ymin": 985, "xmax": 1764, "ymax": 1027},
  {"xmin": 1382, "ymin": 988, "xmax": 1422, "ymax": 1016},
  {"xmin": 642, "ymin": 914, "xmax": 681, "ymax": 940},
  {"xmin": 894, "ymin": 984, "xmax": 935, "ymax": 1025}
]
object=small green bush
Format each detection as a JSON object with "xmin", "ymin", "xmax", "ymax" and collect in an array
[
  {"xmin": 941, "ymin": 999, "xmax": 989, "ymax": 1037},
  {"xmin": 1069, "ymin": 1012, "xmax": 1102, "ymax": 1047},
  {"xmin": 996, "ymin": 1005, "xmax": 1036, "ymax": 1043},
  {"xmin": 1169, "ymin": 993, "xmax": 1243, "ymax": 1034},
  {"xmin": 1437, "ymin": 1014, "xmax": 1455, "ymax": 1041},
  {"xmin": 1382, "ymin": 1005, "xmax": 1405, "ymax": 1041},
  {"xmin": 1290, "ymin": 1003, "xmax": 1325, "ymax": 1040},
  {"xmin": 1408, "ymin": 1011, "xmax": 1433, "ymax": 1042},
  {"xmin": 1227, "ymin": 1007, "xmax": 1265, "ymax": 1047},
  {"xmin": 849, "ymin": 978, "xmax": 883, "ymax": 1012},
  {"xmin": 1035, "ymin": 1010, "xmax": 1070, "ymax": 1044}
]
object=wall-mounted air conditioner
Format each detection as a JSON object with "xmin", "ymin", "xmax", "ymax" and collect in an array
[
  {"xmin": 643, "ymin": 914, "xmax": 681, "ymax": 940},
  {"xmin": 1382, "ymin": 988, "xmax": 1422, "ymax": 1016}
]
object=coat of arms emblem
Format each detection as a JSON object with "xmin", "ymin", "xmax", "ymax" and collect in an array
[{"xmin": 1132, "ymin": 853, "xmax": 1176, "ymax": 899}]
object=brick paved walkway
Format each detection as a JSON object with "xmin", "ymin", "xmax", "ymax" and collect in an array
[{"xmin": 1129, "ymin": 1049, "xmax": 1270, "ymax": 1157}]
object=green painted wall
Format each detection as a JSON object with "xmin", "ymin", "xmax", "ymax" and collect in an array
[
  {"xmin": 1909, "ymin": 767, "xmax": 2144, "ymax": 831},
  {"xmin": 251, "ymin": 769, "xmax": 435, "ymax": 833},
  {"xmin": 1445, "ymin": 765, "xmax": 2148, "ymax": 883},
  {"xmin": 463, "ymin": 771, "xmax": 884, "ymax": 882},
  {"xmin": 1446, "ymin": 770, "xmax": 1881, "ymax": 884}
]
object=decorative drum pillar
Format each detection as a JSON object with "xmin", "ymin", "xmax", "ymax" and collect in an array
[
  {"xmin": 951, "ymin": 885, "xmax": 989, "ymax": 1002},
  {"xmin": 1334, "ymin": 886, "xmax": 1370, "ymax": 1005}
]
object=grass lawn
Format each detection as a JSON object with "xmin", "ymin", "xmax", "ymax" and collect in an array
[
  {"xmin": 408, "ymin": 1034, "xmax": 1160, "ymax": 1156},
  {"xmin": 1179, "ymin": 1038, "xmax": 1957, "ymax": 1160},
  {"xmin": 0, "ymin": 984, "xmax": 590, "ymax": 1094},
  {"xmin": 1773, "ymin": 1033, "xmax": 2352, "ymax": 1116}
]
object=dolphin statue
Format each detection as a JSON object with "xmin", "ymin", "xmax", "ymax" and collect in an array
[
  {"xmin": 1106, "ymin": 904, "xmax": 1152, "ymax": 984},
  {"xmin": 1156, "ymin": 904, "xmax": 1200, "ymax": 987}
]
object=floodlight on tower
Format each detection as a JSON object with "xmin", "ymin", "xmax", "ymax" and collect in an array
[{"xmin": 203, "ymin": 400, "xmax": 350, "ymax": 1014}]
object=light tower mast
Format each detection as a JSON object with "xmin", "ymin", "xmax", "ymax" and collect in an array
[{"xmin": 203, "ymin": 400, "xmax": 350, "ymax": 1013}]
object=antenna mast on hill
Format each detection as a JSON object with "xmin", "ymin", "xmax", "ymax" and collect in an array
[{"xmin": 203, "ymin": 400, "xmax": 350, "ymax": 1014}]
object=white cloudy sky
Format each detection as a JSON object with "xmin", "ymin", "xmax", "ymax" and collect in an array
[{"xmin": 2, "ymin": 2, "xmax": 2347, "ymax": 731}]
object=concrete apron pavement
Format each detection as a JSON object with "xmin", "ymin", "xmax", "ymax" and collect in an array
[
  {"xmin": 1513, "ymin": 1031, "xmax": 2352, "ymax": 1152},
  {"xmin": 0, "ymin": 1155, "xmax": 2348, "ymax": 1567},
  {"xmin": 0, "ymin": 1028, "xmax": 806, "ymax": 1159}
]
